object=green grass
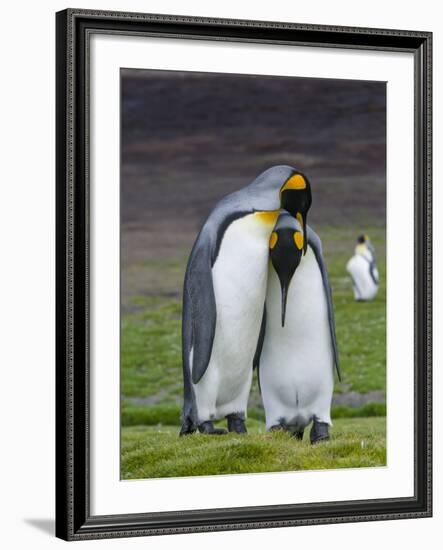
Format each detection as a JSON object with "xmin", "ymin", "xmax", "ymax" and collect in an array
[
  {"xmin": 121, "ymin": 298, "xmax": 183, "ymax": 401},
  {"xmin": 121, "ymin": 417, "xmax": 386, "ymax": 479}
]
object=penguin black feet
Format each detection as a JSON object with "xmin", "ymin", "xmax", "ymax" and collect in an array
[
  {"xmin": 269, "ymin": 424, "xmax": 304, "ymax": 440},
  {"xmin": 179, "ymin": 416, "xmax": 197, "ymax": 437},
  {"xmin": 310, "ymin": 420, "xmax": 330, "ymax": 445},
  {"xmin": 226, "ymin": 413, "xmax": 247, "ymax": 434},
  {"xmin": 269, "ymin": 423, "xmax": 285, "ymax": 432},
  {"xmin": 198, "ymin": 421, "xmax": 228, "ymax": 435},
  {"xmin": 294, "ymin": 430, "xmax": 304, "ymax": 441}
]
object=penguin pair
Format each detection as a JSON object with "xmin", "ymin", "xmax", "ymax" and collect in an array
[
  {"xmin": 346, "ymin": 234, "xmax": 379, "ymax": 301},
  {"xmin": 180, "ymin": 165, "xmax": 338, "ymax": 442}
]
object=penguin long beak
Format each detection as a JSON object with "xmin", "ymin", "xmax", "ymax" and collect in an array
[{"xmin": 280, "ymin": 282, "xmax": 289, "ymax": 327}]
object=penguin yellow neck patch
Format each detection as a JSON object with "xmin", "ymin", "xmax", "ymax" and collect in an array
[
  {"xmin": 294, "ymin": 232, "xmax": 304, "ymax": 250},
  {"xmin": 254, "ymin": 210, "xmax": 280, "ymax": 225},
  {"xmin": 269, "ymin": 231, "xmax": 278, "ymax": 249},
  {"xmin": 296, "ymin": 212, "xmax": 304, "ymax": 227},
  {"xmin": 280, "ymin": 174, "xmax": 306, "ymax": 193}
]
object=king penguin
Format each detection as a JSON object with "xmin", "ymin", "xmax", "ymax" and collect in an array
[
  {"xmin": 346, "ymin": 234, "xmax": 379, "ymax": 301},
  {"xmin": 255, "ymin": 211, "xmax": 340, "ymax": 444},
  {"xmin": 180, "ymin": 166, "xmax": 312, "ymax": 436}
]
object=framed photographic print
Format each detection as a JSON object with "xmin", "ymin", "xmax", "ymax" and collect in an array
[{"xmin": 55, "ymin": 8, "xmax": 432, "ymax": 541}]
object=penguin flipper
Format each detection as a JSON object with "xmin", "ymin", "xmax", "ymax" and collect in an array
[
  {"xmin": 370, "ymin": 261, "xmax": 380, "ymax": 286},
  {"xmin": 253, "ymin": 305, "xmax": 267, "ymax": 388},
  {"xmin": 307, "ymin": 226, "xmax": 341, "ymax": 381},
  {"xmin": 185, "ymin": 238, "xmax": 217, "ymax": 385},
  {"xmin": 181, "ymin": 286, "xmax": 196, "ymax": 428}
]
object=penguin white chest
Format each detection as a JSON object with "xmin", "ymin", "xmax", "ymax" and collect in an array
[
  {"xmin": 192, "ymin": 213, "xmax": 275, "ymax": 421},
  {"xmin": 260, "ymin": 247, "xmax": 334, "ymax": 430},
  {"xmin": 211, "ymin": 214, "xmax": 273, "ymax": 367},
  {"xmin": 346, "ymin": 254, "xmax": 378, "ymax": 301}
]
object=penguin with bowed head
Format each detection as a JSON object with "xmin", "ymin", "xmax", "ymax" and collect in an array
[
  {"xmin": 346, "ymin": 234, "xmax": 379, "ymax": 302},
  {"xmin": 255, "ymin": 211, "xmax": 340, "ymax": 443},
  {"xmin": 180, "ymin": 166, "xmax": 312, "ymax": 436}
]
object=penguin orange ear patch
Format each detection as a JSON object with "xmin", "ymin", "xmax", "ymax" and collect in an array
[
  {"xmin": 281, "ymin": 174, "xmax": 307, "ymax": 193},
  {"xmin": 269, "ymin": 232, "xmax": 278, "ymax": 249},
  {"xmin": 294, "ymin": 232, "xmax": 304, "ymax": 250}
]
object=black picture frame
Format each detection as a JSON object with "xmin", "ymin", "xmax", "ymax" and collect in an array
[{"xmin": 55, "ymin": 8, "xmax": 432, "ymax": 541}]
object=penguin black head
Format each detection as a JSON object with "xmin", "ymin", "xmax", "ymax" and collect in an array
[
  {"xmin": 356, "ymin": 233, "xmax": 375, "ymax": 259},
  {"xmin": 269, "ymin": 212, "xmax": 304, "ymax": 327},
  {"xmin": 279, "ymin": 172, "xmax": 312, "ymax": 255}
]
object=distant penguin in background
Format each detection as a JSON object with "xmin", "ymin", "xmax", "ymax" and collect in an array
[
  {"xmin": 180, "ymin": 166, "xmax": 313, "ymax": 436},
  {"xmin": 346, "ymin": 234, "xmax": 379, "ymax": 301},
  {"xmin": 255, "ymin": 212, "xmax": 340, "ymax": 444}
]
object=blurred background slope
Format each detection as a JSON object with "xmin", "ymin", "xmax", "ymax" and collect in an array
[
  {"xmin": 121, "ymin": 69, "xmax": 385, "ymax": 267},
  {"xmin": 120, "ymin": 69, "xmax": 386, "ymax": 478}
]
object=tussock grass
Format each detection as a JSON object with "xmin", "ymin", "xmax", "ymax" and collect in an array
[{"xmin": 121, "ymin": 417, "xmax": 386, "ymax": 479}]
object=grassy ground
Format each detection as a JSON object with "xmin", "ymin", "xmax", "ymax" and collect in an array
[
  {"xmin": 120, "ymin": 225, "xmax": 386, "ymax": 479},
  {"xmin": 326, "ymin": 226, "xmax": 386, "ymax": 394},
  {"xmin": 121, "ymin": 417, "xmax": 386, "ymax": 479}
]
